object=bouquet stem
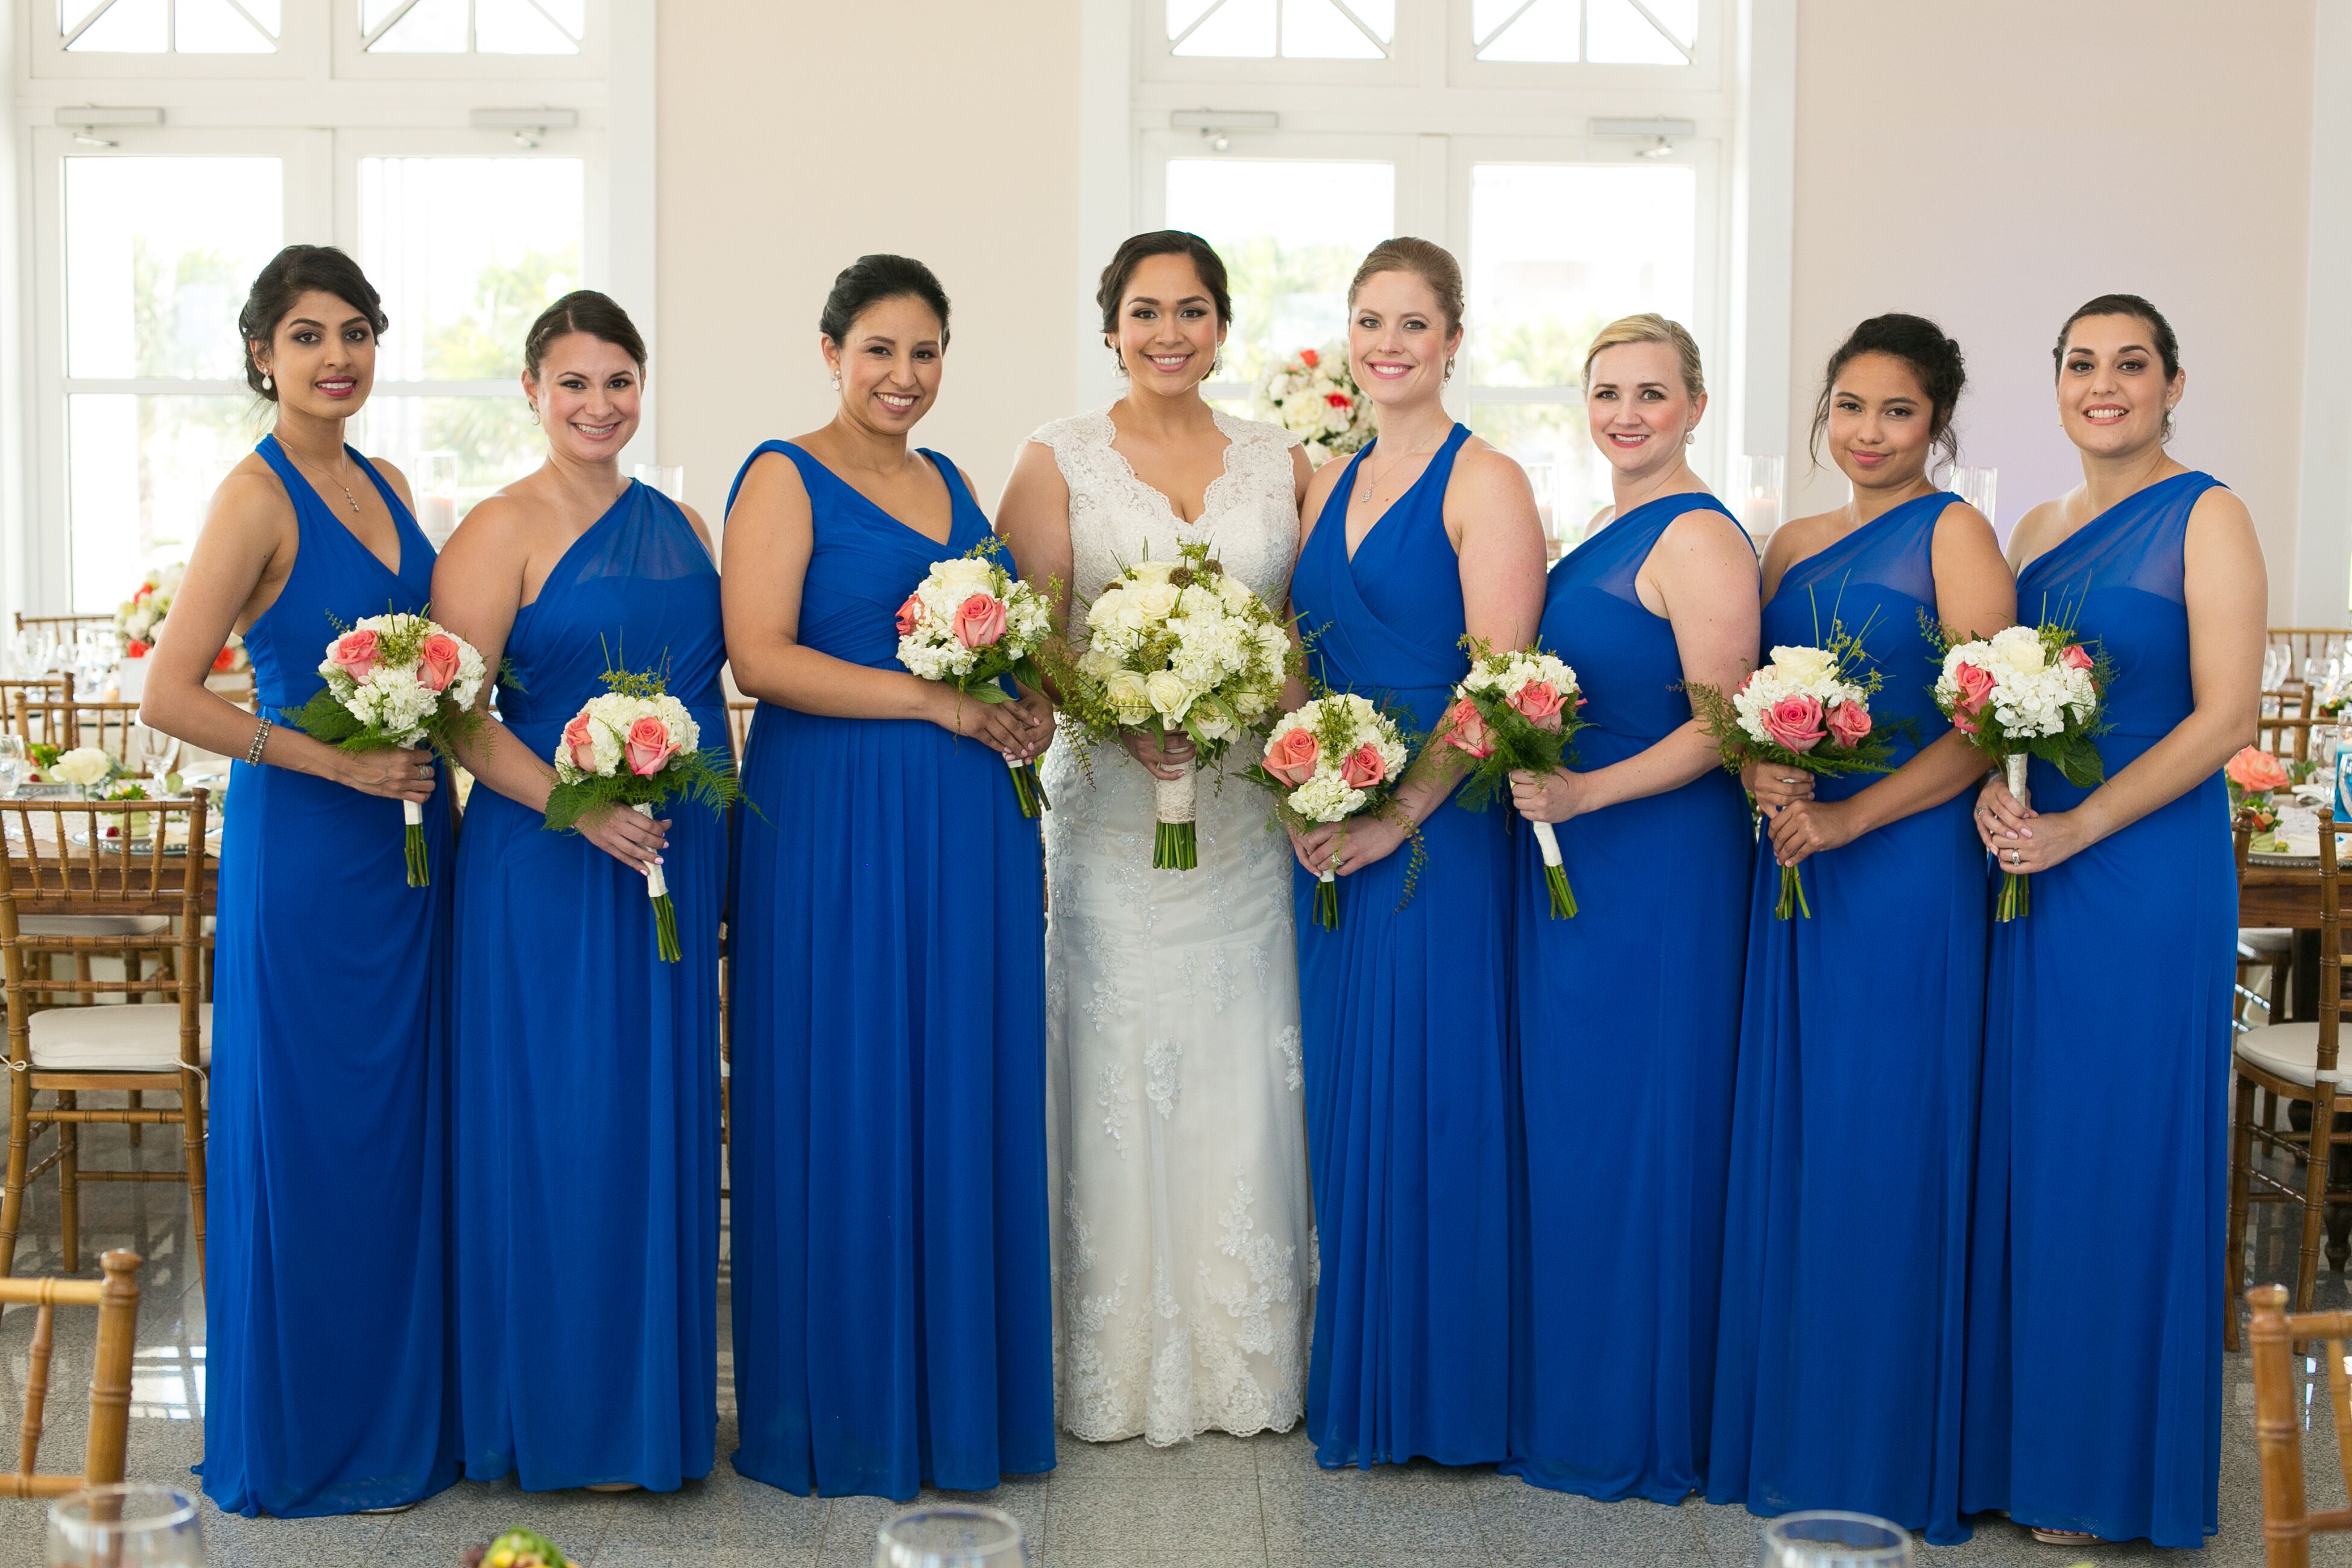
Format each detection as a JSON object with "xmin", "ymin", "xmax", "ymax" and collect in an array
[
  {"xmin": 1315, "ymin": 868, "xmax": 1339, "ymax": 930},
  {"xmin": 1997, "ymin": 753, "xmax": 2031, "ymax": 922},
  {"xmin": 636, "ymin": 802, "xmax": 680, "ymax": 962},
  {"xmin": 1775, "ymin": 862, "xmax": 1812, "ymax": 920},
  {"xmin": 1005, "ymin": 753, "xmax": 1049, "ymax": 818},
  {"xmin": 1152, "ymin": 759, "xmax": 1198, "ymax": 871},
  {"xmin": 1529, "ymin": 820, "xmax": 1576, "ymax": 919},
  {"xmin": 402, "ymin": 795, "xmax": 428, "ymax": 888}
]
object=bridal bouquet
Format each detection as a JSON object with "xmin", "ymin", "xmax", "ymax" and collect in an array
[
  {"xmin": 1257, "ymin": 343, "xmax": 1374, "ymax": 466},
  {"xmin": 1051, "ymin": 540, "xmax": 1292, "ymax": 870},
  {"xmin": 1247, "ymin": 691, "xmax": 1415, "ymax": 929},
  {"xmin": 1929, "ymin": 615, "xmax": 2111, "ymax": 920},
  {"xmin": 1688, "ymin": 616, "xmax": 1895, "ymax": 918},
  {"xmin": 895, "ymin": 536, "xmax": 1055, "ymax": 817},
  {"xmin": 1441, "ymin": 639, "xmax": 1588, "ymax": 918},
  {"xmin": 544, "ymin": 665, "xmax": 741, "ymax": 963},
  {"xmin": 281, "ymin": 611, "xmax": 488, "ymax": 887}
]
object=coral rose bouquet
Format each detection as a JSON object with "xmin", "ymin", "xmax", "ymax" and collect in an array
[
  {"xmin": 1049, "ymin": 540, "xmax": 1293, "ymax": 870},
  {"xmin": 543, "ymin": 664, "xmax": 741, "ymax": 963},
  {"xmin": 1687, "ymin": 616, "xmax": 1896, "ymax": 919},
  {"xmin": 1257, "ymin": 342, "xmax": 1375, "ymax": 466},
  {"xmin": 894, "ymin": 536, "xmax": 1055, "ymax": 817},
  {"xmin": 1245, "ymin": 691, "xmax": 1415, "ymax": 929},
  {"xmin": 1927, "ymin": 615, "xmax": 2112, "ymax": 921},
  {"xmin": 1440, "ymin": 637, "xmax": 1589, "ymax": 918},
  {"xmin": 280, "ymin": 610, "xmax": 488, "ymax": 887}
]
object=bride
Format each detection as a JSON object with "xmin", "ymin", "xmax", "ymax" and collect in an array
[{"xmin": 999, "ymin": 230, "xmax": 1314, "ymax": 1445}]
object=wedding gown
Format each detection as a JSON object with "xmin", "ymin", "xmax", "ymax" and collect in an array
[{"xmin": 1035, "ymin": 408, "xmax": 1313, "ymax": 1446}]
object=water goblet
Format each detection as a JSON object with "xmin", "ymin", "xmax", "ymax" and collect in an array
[
  {"xmin": 46, "ymin": 1484, "xmax": 206, "ymax": 1567},
  {"xmin": 1756, "ymin": 1511, "xmax": 1913, "ymax": 1568},
  {"xmin": 873, "ymin": 1503, "xmax": 1024, "ymax": 1567}
]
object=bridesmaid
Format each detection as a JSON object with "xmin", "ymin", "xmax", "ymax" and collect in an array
[
  {"xmin": 1706, "ymin": 315, "xmax": 2012, "ymax": 1544},
  {"xmin": 1965, "ymin": 296, "xmax": 2262, "ymax": 1549},
  {"xmin": 1286, "ymin": 236, "xmax": 1545, "ymax": 1469},
  {"xmin": 723, "ymin": 255, "xmax": 1058, "ymax": 1499},
  {"xmin": 136, "ymin": 245, "xmax": 455, "ymax": 1514},
  {"xmin": 1501, "ymin": 314, "xmax": 1759, "ymax": 1502},
  {"xmin": 435, "ymin": 292, "xmax": 722, "ymax": 1491}
]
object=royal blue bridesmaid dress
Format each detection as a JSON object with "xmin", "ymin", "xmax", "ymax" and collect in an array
[
  {"xmin": 449, "ymin": 481, "xmax": 723, "ymax": 1490},
  {"xmin": 203, "ymin": 435, "xmax": 457, "ymax": 1516},
  {"xmin": 1290, "ymin": 422, "xmax": 1511, "ymax": 1469},
  {"xmin": 1503, "ymin": 493, "xmax": 1754, "ymax": 1503},
  {"xmin": 724, "ymin": 441, "xmax": 1054, "ymax": 1500},
  {"xmin": 1962, "ymin": 471, "xmax": 2233, "ymax": 1548},
  {"xmin": 1707, "ymin": 490, "xmax": 1986, "ymax": 1544}
]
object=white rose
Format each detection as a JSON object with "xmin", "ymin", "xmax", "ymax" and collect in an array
[
  {"xmin": 1104, "ymin": 670, "xmax": 1154, "ymax": 725},
  {"xmin": 1768, "ymin": 644, "xmax": 1836, "ymax": 690},
  {"xmin": 51, "ymin": 747, "xmax": 113, "ymax": 786},
  {"xmin": 1143, "ymin": 669, "xmax": 1195, "ymax": 724},
  {"xmin": 1132, "ymin": 581, "xmax": 1181, "ymax": 622},
  {"xmin": 1077, "ymin": 649, "xmax": 1119, "ymax": 680},
  {"xmin": 1130, "ymin": 560, "xmax": 1178, "ymax": 586}
]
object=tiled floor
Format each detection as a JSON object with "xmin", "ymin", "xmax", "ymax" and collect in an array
[{"xmin": 2, "ymin": 1103, "xmax": 2347, "ymax": 1566}]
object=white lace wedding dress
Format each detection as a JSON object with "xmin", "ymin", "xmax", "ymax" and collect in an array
[{"xmin": 1035, "ymin": 408, "xmax": 1313, "ymax": 1446}]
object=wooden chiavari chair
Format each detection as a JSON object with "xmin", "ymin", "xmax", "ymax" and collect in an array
[
  {"xmin": 2259, "ymin": 711, "xmax": 2330, "ymax": 768},
  {"xmin": 0, "ymin": 793, "xmax": 211, "ymax": 1281},
  {"xmin": 2248, "ymin": 1282, "xmax": 2352, "ymax": 1565},
  {"xmin": 10, "ymin": 612, "xmax": 110, "ymax": 638},
  {"xmin": 0, "ymin": 1249, "xmax": 141, "ymax": 1499},
  {"xmin": 8, "ymin": 694, "xmax": 140, "ymax": 760},
  {"xmin": 2272, "ymin": 627, "xmax": 2352, "ymax": 677}
]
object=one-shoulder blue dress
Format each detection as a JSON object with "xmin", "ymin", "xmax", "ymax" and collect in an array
[
  {"xmin": 1291, "ymin": 422, "xmax": 1511, "ymax": 1469},
  {"xmin": 1708, "ymin": 491, "xmax": 1986, "ymax": 1544},
  {"xmin": 450, "ymin": 480, "xmax": 723, "ymax": 1491},
  {"xmin": 1962, "ymin": 472, "xmax": 2233, "ymax": 1548},
  {"xmin": 1504, "ymin": 493, "xmax": 1755, "ymax": 1503},
  {"xmin": 203, "ymin": 435, "xmax": 457, "ymax": 1516},
  {"xmin": 724, "ymin": 441, "xmax": 1055, "ymax": 1500}
]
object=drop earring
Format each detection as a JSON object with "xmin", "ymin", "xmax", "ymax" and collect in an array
[
  {"xmin": 260, "ymin": 371, "xmax": 272, "ymax": 392},
  {"xmin": 1684, "ymin": 430, "xmax": 1696, "ymax": 446}
]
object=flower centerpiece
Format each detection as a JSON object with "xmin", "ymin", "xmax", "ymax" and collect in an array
[
  {"xmin": 893, "ymin": 536, "xmax": 1055, "ymax": 817},
  {"xmin": 1257, "ymin": 343, "xmax": 1375, "ymax": 467},
  {"xmin": 115, "ymin": 564, "xmax": 183, "ymax": 658},
  {"xmin": 2227, "ymin": 745, "xmax": 2292, "ymax": 853},
  {"xmin": 1245, "ymin": 690, "xmax": 1417, "ymax": 928},
  {"xmin": 1440, "ymin": 637, "xmax": 1588, "ymax": 918},
  {"xmin": 461, "ymin": 1529, "xmax": 571, "ymax": 1568}
]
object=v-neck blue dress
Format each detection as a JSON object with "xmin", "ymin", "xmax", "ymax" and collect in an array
[
  {"xmin": 450, "ymin": 480, "xmax": 724, "ymax": 1490},
  {"xmin": 723, "ymin": 440, "xmax": 1054, "ymax": 1500},
  {"xmin": 1289, "ymin": 422, "xmax": 1513, "ymax": 1469},
  {"xmin": 203, "ymin": 435, "xmax": 458, "ymax": 1516}
]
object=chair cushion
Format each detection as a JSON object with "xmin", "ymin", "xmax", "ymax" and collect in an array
[
  {"xmin": 16, "ymin": 915, "xmax": 172, "ymax": 937},
  {"xmin": 28, "ymin": 1004, "xmax": 211, "ymax": 1072}
]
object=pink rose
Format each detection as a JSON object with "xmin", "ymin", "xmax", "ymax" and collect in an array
[
  {"xmin": 1825, "ymin": 699, "xmax": 1872, "ymax": 748},
  {"xmin": 1263, "ymin": 727, "xmax": 1321, "ymax": 788},
  {"xmin": 1952, "ymin": 662, "xmax": 1996, "ymax": 715},
  {"xmin": 625, "ymin": 715, "xmax": 678, "ymax": 778},
  {"xmin": 1952, "ymin": 707, "xmax": 1981, "ymax": 736},
  {"xmin": 1441, "ymin": 697, "xmax": 1494, "ymax": 760},
  {"xmin": 952, "ymin": 592, "xmax": 1008, "ymax": 649},
  {"xmin": 561, "ymin": 712, "xmax": 599, "ymax": 772},
  {"xmin": 330, "ymin": 628, "xmax": 381, "ymax": 681},
  {"xmin": 1759, "ymin": 692, "xmax": 1826, "ymax": 754},
  {"xmin": 2060, "ymin": 643, "xmax": 2094, "ymax": 672},
  {"xmin": 2226, "ymin": 746, "xmax": 2290, "ymax": 793},
  {"xmin": 894, "ymin": 594, "xmax": 925, "ymax": 636},
  {"xmin": 1298, "ymin": 347, "xmax": 1320, "ymax": 368},
  {"xmin": 417, "ymin": 631, "xmax": 462, "ymax": 694},
  {"xmin": 1509, "ymin": 680, "xmax": 1566, "ymax": 732},
  {"xmin": 1339, "ymin": 743, "xmax": 1387, "ymax": 790}
]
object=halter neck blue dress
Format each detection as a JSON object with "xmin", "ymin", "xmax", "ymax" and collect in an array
[
  {"xmin": 724, "ymin": 441, "xmax": 1055, "ymax": 1500},
  {"xmin": 1962, "ymin": 472, "xmax": 2233, "ymax": 1548},
  {"xmin": 203, "ymin": 435, "xmax": 457, "ymax": 1516},
  {"xmin": 1289, "ymin": 422, "xmax": 1512, "ymax": 1469},
  {"xmin": 1505, "ymin": 493, "xmax": 1755, "ymax": 1503},
  {"xmin": 1707, "ymin": 491, "xmax": 1987, "ymax": 1544},
  {"xmin": 449, "ymin": 480, "xmax": 724, "ymax": 1490}
]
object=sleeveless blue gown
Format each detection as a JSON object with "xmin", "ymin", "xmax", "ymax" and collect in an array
[
  {"xmin": 1707, "ymin": 491, "xmax": 1986, "ymax": 1544},
  {"xmin": 1503, "ymin": 493, "xmax": 1755, "ymax": 1502},
  {"xmin": 724, "ymin": 441, "xmax": 1055, "ymax": 1499},
  {"xmin": 203, "ymin": 435, "xmax": 457, "ymax": 1516},
  {"xmin": 1291, "ymin": 423, "xmax": 1511, "ymax": 1469},
  {"xmin": 450, "ymin": 481, "xmax": 723, "ymax": 1490},
  {"xmin": 1961, "ymin": 471, "xmax": 2233, "ymax": 1548}
]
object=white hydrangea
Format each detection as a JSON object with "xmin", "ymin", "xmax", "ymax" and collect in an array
[
  {"xmin": 1935, "ymin": 625, "xmax": 2099, "ymax": 741},
  {"xmin": 343, "ymin": 666, "xmax": 438, "ymax": 747},
  {"xmin": 549, "ymin": 691, "xmax": 700, "ymax": 785},
  {"xmin": 894, "ymin": 546, "xmax": 1054, "ymax": 692},
  {"xmin": 1261, "ymin": 693, "xmax": 1409, "ymax": 823}
]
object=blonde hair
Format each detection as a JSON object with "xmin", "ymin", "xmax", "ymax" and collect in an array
[
  {"xmin": 1348, "ymin": 237, "xmax": 1465, "ymax": 338},
  {"xmin": 1582, "ymin": 313, "xmax": 1705, "ymax": 400}
]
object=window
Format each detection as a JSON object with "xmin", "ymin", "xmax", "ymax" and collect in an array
[
  {"xmin": 60, "ymin": 0, "xmax": 281, "ymax": 54},
  {"xmin": 358, "ymin": 0, "xmax": 585, "ymax": 55},
  {"xmin": 1168, "ymin": 0, "xmax": 1394, "ymax": 59},
  {"xmin": 1471, "ymin": 0, "xmax": 1696, "ymax": 64}
]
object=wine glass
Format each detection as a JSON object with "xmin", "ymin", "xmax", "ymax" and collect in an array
[
  {"xmin": 1756, "ymin": 1512, "xmax": 1913, "ymax": 1568},
  {"xmin": 873, "ymin": 1503, "xmax": 1024, "ymax": 1567},
  {"xmin": 0, "ymin": 734, "xmax": 24, "ymax": 798},
  {"xmin": 133, "ymin": 726, "xmax": 182, "ymax": 794},
  {"xmin": 46, "ymin": 1484, "xmax": 205, "ymax": 1567}
]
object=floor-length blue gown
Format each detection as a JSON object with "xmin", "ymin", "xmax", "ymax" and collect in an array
[
  {"xmin": 1707, "ymin": 490, "xmax": 1985, "ymax": 1544},
  {"xmin": 1961, "ymin": 471, "xmax": 2233, "ymax": 1548},
  {"xmin": 203, "ymin": 435, "xmax": 457, "ymax": 1516},
  {"xmin": 1291, "ymin": 423, "xmax": 1512, "ymax": 1470},
  {"xmin": 726, "ymin": 441, "xmax": 1054, "ymax": 1500},
  {"xmin": 1503, "ymin": 493, "xmax": 1754, "ymax": 1503},
  {"xmin": 450, "ymin": 481, "xmax": 723, "ymax": 1491}
]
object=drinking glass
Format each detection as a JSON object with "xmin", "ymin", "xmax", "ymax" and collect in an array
[
  {"xmin": 1756, "ymin": 1511, "xmax": 1913, "ymax": 1568},
  {"xmin": 47, "ymin": 1485, "xmax": 205, "ymax": 1567},
  {"xmin": 632, "ymin": 464, "xmax": 687, "ymax": 504},
  {"xmin": 0, "ymin": 734, "xmax": 25, "ymax": 797},
  {"xmin": 1947, "ymin": 465, "xmax": 1999, "ymax": 533},
  {"xmin": 133, "ymin": 726, "xmax": 182, "ymax": 792},
  {"xmin": 873, "ymin": 1503, "xmax": 1024, "ymax": 1567},
  {"xmin": 1730, "ymin": 454, "xmax": 1785, "ymax": 542}
]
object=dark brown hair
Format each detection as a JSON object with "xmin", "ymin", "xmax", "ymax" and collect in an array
[
  {"xmin": 1807, "ymin": 313, "xmax": 1968, "ymax": 471},
  {"xmin": 1095, "ymin": 230, "xmax": 1232, "ymax": 337},
  {"xmin": 523, "ymin": 289, "xmax": 647, "ymax": 380},
  {"xmin": 821, "ymin": 254, "xmax": 952, "ymax": 348},
  {"xmin": 2054, "ymin": 292, "xmax": 2181, "ymax": 441},
  {"xmin": 238, "ymin": 245, "xmax": 387, "ymax": 401}
]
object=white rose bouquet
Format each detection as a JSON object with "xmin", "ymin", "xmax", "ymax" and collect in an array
[
  {"xmin": 1927, "ymin": 612, "xmax": 2111, "ymax": 921},
  {"xmin": 115, "ymin": 563, "xmax": 183, "ymax": 655},
  {"xmin": 894, "ymin": 536, "xmax": 1055, "ymax": 817},
  {"xmin": 1440, "ymin": 638, "xmax": 1589, "ymax": 918},
  {"xmin": 545, "ymin": 663, "xmax": 742, "ymax": 963},
  {"xmin": 1256, "ymin": 343, "xmax": 1374, "ymax": 467},
  {"xmin": 280, "ymin": 610, "xmax": 488, "ymax": 887},
  {"xmin": 1048, "ymin": 540, "xmax": 1294, "ymax": 870},
  {"xmin": 1245, "ymin": 691, "xmax": 1416, "ymax": 929}
]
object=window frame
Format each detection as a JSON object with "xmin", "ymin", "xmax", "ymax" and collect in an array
[
  {"xmin": 334, "ymin": 0, "xmax": 605, "ymax": 83},
  {"xmin": 25, "ymin": 0, "xmax": 318, "ymax": 81}
]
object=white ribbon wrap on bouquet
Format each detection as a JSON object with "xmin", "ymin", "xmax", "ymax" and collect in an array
[
  {"xmin": 1530, "ymin": 820, "xmax": 1563, "ymax": 871},
  {"xmin": 2003, "ymin": 753, "xmax": 2031, "ymax": 814},
  {"xmin": 403, "ymin": 799, "xmax": 422, "ymax": 827},
  {"xmin": 634, "ymin": 801, "xmax": 668, "ymax": 900},
  {"xmin": 1154, "ymin": 756, "xmax": 1197, "ymax": 827}
]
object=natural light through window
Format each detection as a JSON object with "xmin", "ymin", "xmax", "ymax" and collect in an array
[
  {"xmin": 1472, "ymin": 0, "xmax": 1695, "ymax": 64},
  {"xmin": 62, "ymin": 0, "xmax": 280, "ymax": 53},
  {"xmin": 360, "ymin": 0, "xmax": 584, "ymax": 55},
  {"xmin": 1169, "ymin": 0, "xmax": 1394, "ymax": 60}
]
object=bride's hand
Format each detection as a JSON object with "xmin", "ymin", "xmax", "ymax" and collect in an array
[{"xmin": 1123, "ymin": 726, "xmax": 1195, "ymax": 782}]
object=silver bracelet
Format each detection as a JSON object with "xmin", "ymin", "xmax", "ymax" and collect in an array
[{"xmin": 245, "ymin": 717, "xmax": 272, "ymax": 767}]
